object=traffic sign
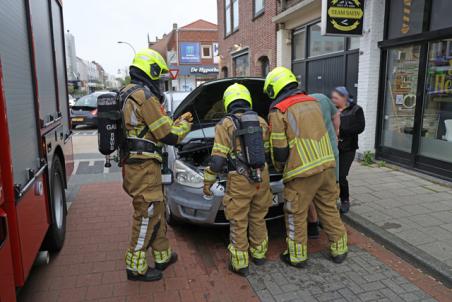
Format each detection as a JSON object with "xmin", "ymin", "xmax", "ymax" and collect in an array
[{"xmin": 169, "ymin": 69, "xmax": 179, "ymax": 80}]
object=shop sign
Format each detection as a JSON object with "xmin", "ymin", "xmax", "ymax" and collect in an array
[
  {"xmin": 321, "ymin": 0, "xmax": 365, "ymax": 36},
  {"xmin": 190, "ymin": 66, "xmax": 219, "ymax": 74},
  {"xmin": 180, "ymin": 42, "xmax": 200, "ymax": 64}
]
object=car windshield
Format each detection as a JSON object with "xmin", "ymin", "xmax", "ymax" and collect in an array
[
  {"xmin": 181, "ymin": 126, "xmax": 215, "ymax": 143},
  {"xmin": 74, "ymin": 94, "xmax": 98, "ymax": 107}
]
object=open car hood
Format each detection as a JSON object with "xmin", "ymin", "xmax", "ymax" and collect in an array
[{"xmin": 173, "ymin": 78, "xmax": 272, "ymax": 124}]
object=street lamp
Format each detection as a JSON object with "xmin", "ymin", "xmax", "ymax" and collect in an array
[{"xmin": 117, "ymin": 41, "xmax": 136, "ymax": 55}]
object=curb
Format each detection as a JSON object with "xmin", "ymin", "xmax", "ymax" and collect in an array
[{"xmin": 342, "ymin": 211, "xmax": 452, "ymax": 289}]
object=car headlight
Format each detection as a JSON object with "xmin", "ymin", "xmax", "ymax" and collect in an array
[{"xmin": 173, "ymin": 160, "xmax": 203, "ymax": 188}]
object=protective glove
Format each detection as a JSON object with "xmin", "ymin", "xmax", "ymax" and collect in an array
[
  {"xmin": 203, "ymin": 167, "xmax": 216, "ymax": 197},
  {"xmin": 203, "ymin": 181, "xmax": 214, "ymax": 197},
  {"xmin": 174, "ymin": 112, "xmax": 193, "ymax": 124}
]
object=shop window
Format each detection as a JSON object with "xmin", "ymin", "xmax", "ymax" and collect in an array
[
  {"xmin": 348, "ymin": 37, "xmax": 360, "ymax": 50},
  {"xmin": 222, "ymin": 66, "xmax": 229, "ymax": 78},
  {"xmin": 259, "ymin": 56, "xmax": 270, "ymax": 76},
  {"xmin": 233, "ymin": 52, "xmax": 249, "ymax": 77},
  {"xmin": 419, "ymin": 39, "xmax": 452, "ymax": 163},
  {"xmin": 430, "ymin": 0, "xmax": 452, "ymax": 31},
  {"xmin": 293, "ymin": 29, "xmax": 306, "ymax": 60},
  {"xmin": 225, "ymin": 0, "xmax": 239, "ymax": 35},
  {"xmin": 254, "ymin": 0, "xmax": 265, "ymax": 17},
  {"xmin": 308, "ymin": 23, "xmax": 344, "ymax": 58},
  {"xmin": 387, "ymin": 0, "xmax": 425, "ymax": 39},
  {"xmin": 381, "ymin": 45, "xmax": 421, "ymax": 153},
  {"xmin": 202, "ymin": 45, "xmax": 212, "ymax": 59}
]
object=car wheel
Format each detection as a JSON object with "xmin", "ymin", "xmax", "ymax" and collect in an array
[
  {"xmin": 165, "ymin": 200, "xmax": 180, "ymax": 227},
  {"xmin": 42, "ymin": 156, "xmax": 67, "ymax": 252}
]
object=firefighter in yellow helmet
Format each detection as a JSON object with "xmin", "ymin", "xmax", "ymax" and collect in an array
[
  {"xmin": 264, "ymin": 67, "xmax": 348, "ymax": 267},
  {"xmin": 121, "ymin": 48, "xmax": 193, "ymax": 281},
  {"xmin": 203, "ymin": 83, "xmax": 272, "ymax": 276}
]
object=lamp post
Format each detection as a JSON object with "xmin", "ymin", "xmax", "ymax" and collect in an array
[{"xmin": 117, "ymin": 41, "xmax": 136, "ymax": 55}]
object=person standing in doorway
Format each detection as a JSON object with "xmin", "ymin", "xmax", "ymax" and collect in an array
[{"xmin": 331, "ymin": 87, "xmax": 365, "ymax": 214}]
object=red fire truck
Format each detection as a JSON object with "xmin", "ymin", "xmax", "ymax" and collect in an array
[{"xmin": 0, "ymin": 0, "xmax": 73, "ymax": 300}]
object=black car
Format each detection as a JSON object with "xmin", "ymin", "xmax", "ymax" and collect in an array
[{"xmin": 70, "ymin": 92, "xmax": 107, "ymax": 128}]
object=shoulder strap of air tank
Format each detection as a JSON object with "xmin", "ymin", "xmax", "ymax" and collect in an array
[{"xmin": 120, "ymin": 85, "xmax": 149, "ymax": 138}]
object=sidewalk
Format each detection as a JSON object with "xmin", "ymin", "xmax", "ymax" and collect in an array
[
  {"xmin": 345, "ymin": 162, "xmax": 452, "ymax": 287},
  {"xmin": 18, "ymin": 180, "xmax": 452, "ymax": 301}
]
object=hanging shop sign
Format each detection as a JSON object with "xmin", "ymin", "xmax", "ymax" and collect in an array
[{"xmin": 321, "ymin": 0, "xmax": 365, "ymax": 36}]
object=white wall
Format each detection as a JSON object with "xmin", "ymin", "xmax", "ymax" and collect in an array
[{"xmin": 356, "ymin": 0, "xmax": 385, "ymax": 153}]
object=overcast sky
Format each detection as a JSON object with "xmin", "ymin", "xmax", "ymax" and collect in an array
[{"xmin": 63, "ymin": 0, "xmax": 218, "ymax": 75}]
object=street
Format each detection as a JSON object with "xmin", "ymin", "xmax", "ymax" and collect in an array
[{"xmin": 17, "ymin": 128, "xmax": 452, "ymax": 302}]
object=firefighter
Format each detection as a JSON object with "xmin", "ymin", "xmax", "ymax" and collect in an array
[
  {"xmin": 203, "ymin": 83, "xmax": 272, "ymax": 276},
  {"xmin": 121, "ymin": 48, "xmax": 193, "ymax": 281},
  {"xmin": 264, "ymin": 67, "xmax": 348, "ymax": 267}
]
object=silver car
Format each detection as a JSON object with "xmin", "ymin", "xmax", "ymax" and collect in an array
[{"xmin": 164, "ymin": 78, "xmax": 284, "ymax": 226}]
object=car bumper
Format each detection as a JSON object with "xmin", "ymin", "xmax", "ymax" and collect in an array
[{"xmin": 165, "ymin": 179, "xmax": 285, "ymax": 226}]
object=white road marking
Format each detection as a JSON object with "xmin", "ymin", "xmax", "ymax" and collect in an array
[{"xmin": 72, "ymin": 160, "xmax": 80, "ymax": 176}]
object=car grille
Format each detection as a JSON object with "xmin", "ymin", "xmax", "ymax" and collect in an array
[{"xmin": 214, "ymin": 203, "xmax": 284, "ymax": 224}]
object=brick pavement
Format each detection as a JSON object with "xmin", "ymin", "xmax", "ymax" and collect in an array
[
  {"xmin": 346, "ymin": 162, "xmax": 452, "ymax": 283},
  {"xmin": 18, "ymin": 181, "xmax": 452, "ymax": 302}
]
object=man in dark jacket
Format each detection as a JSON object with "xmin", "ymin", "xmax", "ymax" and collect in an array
[{"xmin": 331, "ymin": 86, "xmax": 365, "ymax": 214}]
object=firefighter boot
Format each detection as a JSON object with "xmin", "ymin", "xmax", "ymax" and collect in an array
[
  {"xmin": 280, "ymin": 238, "xmax": 308, "ymax": 268},
  {"xmin": 228, "ymin": 244, "xmax": 250, "ymax": 277},
  {"xmin": 125, "ymin": 250, "xmax": 162, "ymax": 282},
  {"xmin": 330, "ymin": 234, "xmax": 348, "ymax": 264},
  {"xmin": 250, "ymin": 238, "xmax": 268, "ymax": 266},
  {"xmin": 154, "ymin": 249, "xmax": 178, "ymax": 271}
]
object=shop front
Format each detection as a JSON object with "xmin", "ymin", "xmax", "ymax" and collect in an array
[
  {"xmin": 377, "ymin": 0, "xmax": 452, "ymax": 179},
  {"xmin": 170, "ymin": 65, "xmax": 219, "ymax": 91}
]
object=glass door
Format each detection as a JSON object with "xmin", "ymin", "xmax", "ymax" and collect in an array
[
  {"xmin": 419, "ymin": 39, "xmax": 452, "ymax": 164},
  {"xmin": 381, "ymin": 45, "xmax": 421, "ymax": 153}
]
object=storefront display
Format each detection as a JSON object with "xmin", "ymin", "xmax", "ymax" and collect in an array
[
  {"xmin": 381, "ymin": 45, "xmax": 420, "ymax": 153},
  {"xmin": 419, "ymin": 39, "xmax": 452, "ymax": 163},
  {"xmin": 377, "ymin": 0, "xmax": 452, "ymax": 179}
]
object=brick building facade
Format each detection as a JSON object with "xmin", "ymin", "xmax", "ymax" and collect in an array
[
  {"xmin": 149, "ymin": 19, "xmax": 219, "ymax": 91},
  {"xmin": 217, "ymin": 0, "xmax": 277, "ymax": 77}
]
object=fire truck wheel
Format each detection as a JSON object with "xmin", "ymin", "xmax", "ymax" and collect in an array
[{"xmin": 43, "ymin": 156, "xmax": 67, "ymax": 252}]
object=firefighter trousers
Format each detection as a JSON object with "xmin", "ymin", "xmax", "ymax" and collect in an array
[
  {"xmin": 122, "ymin": 159, "xmax": 170, "ymax": 254},
  {"xmin": 284, "ymin": 168, "xmax": 346, "ymax": 248},
  {"xmin": 223, "ymin": 168, "xmax": 272, "ymax": 267}
]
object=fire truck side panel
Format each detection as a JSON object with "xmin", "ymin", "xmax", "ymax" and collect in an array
[
  {"xmin": 0, "ymin": 209, "xmax": 16, "ymax": 302},
  {"xmin": 15, "ymin": 173, "xmax": 48, "ymax": 284},
  {"xmin": 50, "ymin": 0, "xmax": 75, "ymax": 179},
  {"xmin": 29, "ymin": 0, "xmax": 59, "ymax": 124},
  {"xmin": 0, "ymin": 0, "xmax": 41, "ymax": 188},
  {"xmin": 51, "ymin": 0, "xmax": 71, "ymax": 137}
]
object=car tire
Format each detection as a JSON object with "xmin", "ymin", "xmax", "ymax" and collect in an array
[
  {"xmin": 42, "ymin": 156, "xmax": 67, "ymax": 252},
  {"xmin": 165, "ymin": 200, "xmax": 180, "ymax": 227}
]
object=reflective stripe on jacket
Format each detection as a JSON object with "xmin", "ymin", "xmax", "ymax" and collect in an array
[
  {"xmin": 268, "ymin": 93, "xmax": 336, "ymax": 182},
  {"xmin": 122, "ymin": 84, "xmax": 189, "ymax": 161}
]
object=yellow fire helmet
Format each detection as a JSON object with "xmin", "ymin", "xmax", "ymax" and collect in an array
[
  {"xmin": 223, "ymin": 83, "xmax": 253, "ymax": 112},
  {"xmin": 263, "ymin": 66, "xmax": 298, "ymax": 99},
  {"xmin": 131, "ymin": 48, "xmax": 169, "ymax": 81}
]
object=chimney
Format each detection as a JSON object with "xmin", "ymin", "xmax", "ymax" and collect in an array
[{"xmin": 173, "ymin": 23, "xmax": 178, "ymax": 30}]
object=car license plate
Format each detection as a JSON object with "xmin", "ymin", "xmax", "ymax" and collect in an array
[
  {"xmin": 72, "ymin": 117, "xmax": 83, "ymax": 122},
  {"xmin": 272, "ymin": 194, "xmax": 280, "ymax": 206}
]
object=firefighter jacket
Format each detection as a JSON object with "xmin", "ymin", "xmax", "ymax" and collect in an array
[
  {"xmin": 206, "ymin": 113, "xmax": 270, "ymax": 179},
  {"xmin": 122, "ymin": 83, "xmax": 190, "ymax": 162},
  {"xmin": 268, "ymin": 93, "xmax": 336, "ymax": 183}
]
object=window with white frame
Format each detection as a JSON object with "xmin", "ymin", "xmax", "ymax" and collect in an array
[
  {"xmin": 225, "ymin": 0, "xmax": 239, "ymax": 35},
  {"xmin": 254, "ymin": 0, "xmax": 264, "ymax": 17},
  {"xmin": 202, "ymin": 45, "xmax": 212, "ymax": 58}
]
